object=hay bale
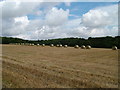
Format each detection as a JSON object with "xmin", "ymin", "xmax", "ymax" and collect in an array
[
  {"xmin": 37, "ymin": 44, "xmax": 40, "ymax": 46},
  {"xmin": 29, "ymin": 43, "xmax": 32, "ymax": 46},
  {"xmin": 42, "ymin": 44, "xmax": 45, "ymax": 47},
  {"xmin": 64, "ymin": 45, "xmax": 68, "ymax": 48},
  {"xmin": 56, "ymin": 44, "xmax": 59, "ymax": 47},
  {"xmin": 21, "ymin": 43, "xmax": 24, "ymax": 45},
  {"xmin": 31, "ymin": 43, "xmax": 34, "ymax": 46},
  {"xmin": 74, "ymin": 45, "xmax": 79, "ymax": 48},
  {"xmin": 29, "ymin": 43, "xmax": 34, "ymax": 46},
  {"xmin": 86, "ymin": 45, "xmax": 91, "ymax": 49},
  {"xmin": 59, "ymin": 44, "xmax": 62, "ymax": 47},
  {"xmin": 112, "ymin": 46, "xmax": 117, "ymax": 50},
  {"xmin": 50, "ymin": 44, "xmax": 54, "ymax": 47},
  {"xmin": 81, "ymin": 45, "xmax": 86, "ymax": 49}
]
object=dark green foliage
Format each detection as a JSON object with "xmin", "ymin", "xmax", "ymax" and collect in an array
[
  {"xmin": 88, "ymin": 36, "xmax": 120, "ymax": 48},
  {"xmin": 0, "ymin": 36, "xmax": 120, "ymax": 49},
  {"xmin": 1, "ymin": 37, "xmax": 29, "ymax": 44}
]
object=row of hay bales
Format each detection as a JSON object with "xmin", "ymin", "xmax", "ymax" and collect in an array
[
  {"xmin": 47, "ymin": 44, "xmax": 117, "ymax": 50},
  {"xmin": 11, "ymin": 43, "xmax": 35, "ymax": 46},
  {"xmin": 74, "ymin": 45, "xmax": 91, "ymax": 49},
  {"xmin": 10, "ymin": 43, "xmax": 117, "ymax": 50}
]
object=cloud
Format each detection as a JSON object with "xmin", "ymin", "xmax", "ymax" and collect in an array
[
  {"xmin": 2, "ymin": 1, "xmax": 40, "ymax": 19},
  {"xmin": 45, "ymin": 7, "xmax": 69, "ymax": 27},
  {"xmin": 1, "ymin": 1, "xmax": 61, "ymax": 37},
  {"xmin": 2, "ymin": 16, "xmax": 29, "ymax": 36},
  {"xmin": 81, "ymin": 4, "xmax": 118, "ymax": 28},
  {"xmin": 1, "ymin": 1, "xmax": 60, "ymax": 19},
  {"xmin": 1, "ymin": 1, "xmax": 41, "ymax": 37},
  {"xmin": 1, "ymin": 0, "xmax": 118, "ymax": 40},
  {"xmin": 82, "ymin": 9, "xmax": 110, "ymax": 28},
  {"xmin": 14, "ymin": 16, "xmax": 29, "ymax": 26},
  {"xmin": 80, "ymin": 4, "xmax": 118, "ymax": 37}
]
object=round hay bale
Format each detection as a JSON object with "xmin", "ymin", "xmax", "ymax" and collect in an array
[
  {"xmin": 21, "ymin": 43, "xmax": 24, "ymax": 45},
  {"xmin": 50, "ymin": 44, "xmax": 54, "ymax": 47},
  {"xmin": 59, "ymin": 44, "xmax": 62, "ymax": 47},
  {"xmin": 86, "ymin": 45, "xmax": 91, "ymax": 49},
  {"xmin": 56, "ymin": 44, "xmax": 59, "ymax": 47},
  {"xmin": 42, "ymin": 44, "xmax": 45, "ymax": 47},
  {"xmin": 64, "ymin": 45, "xmax": 68, "ymax": 48},
  {"xmin": 81, "ymin": 45, "xmax": 86, "ymax": 49},
  {"xmin": 112, "ymin": 46, "xmax": 117, "ymax": 50},
  {"xmin": 31, "ymin": 43, "xmax": 34, "ymax": 46},
  {"xmin": 74, "ymin": 45, "xmax": 79, "ymax": 48},
  {"xmin": 37, "ymin": 44, "xmax": 40, "ymax": 46}
]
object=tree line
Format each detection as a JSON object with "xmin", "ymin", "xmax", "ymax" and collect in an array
[{"xmin": 0, "ymin": 36, "xmax": 120, "ymax": 48}]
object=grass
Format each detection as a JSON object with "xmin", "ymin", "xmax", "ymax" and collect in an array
[{"xmin": 2, "ymin": 44, "xmax": 118, "ymax": 88}]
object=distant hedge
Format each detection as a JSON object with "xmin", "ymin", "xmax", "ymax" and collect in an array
[{"xmin": 0, "ymin": 36, "xmax": 120, "ymax": 49}]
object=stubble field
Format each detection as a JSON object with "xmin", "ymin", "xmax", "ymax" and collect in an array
[{"xmin": 1, "ymin": 44, "xmax": 118, "ymax": 88}]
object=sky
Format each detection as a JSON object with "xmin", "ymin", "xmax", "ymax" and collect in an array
[{"xmin": 0, "ymin": 0, "xmax": 119, "ymax": 40}]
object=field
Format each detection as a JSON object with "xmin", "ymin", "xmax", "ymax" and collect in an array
[{"xmin": 1, "ymin": 44, "xmax": 118, "ymax": 88}]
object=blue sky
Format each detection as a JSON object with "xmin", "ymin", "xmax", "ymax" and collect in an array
[
  {"xmin": 28, "ymin": 2, "xmax": 118, "ymax": 20},
  {"xmin": 58, "ymin": 2, "xmax": 117, "ymax": 19}
]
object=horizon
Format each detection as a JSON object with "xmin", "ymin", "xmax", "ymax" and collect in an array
[
  {"xmin": 1, "ymin": 1, "xmax": 118, "ymax": 40},
  {"xmin": 1, "ymin": 35, "xmax": 119, "ymax": 41}
]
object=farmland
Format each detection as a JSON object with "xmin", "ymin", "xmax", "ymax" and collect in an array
[{"xmin": 2, "ymin": 44, "xmax": 118, "ymax": 88}]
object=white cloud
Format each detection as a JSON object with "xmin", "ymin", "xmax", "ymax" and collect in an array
[
  {"xmin": 64, "ymin": 18, "xmax": 81, "ymax": 28},
  {"xmin": 82, "ymin": 9, "xmax": 110, "ymax": 28},
  {"xmin": 2, "ymin": 1, "xmax": 40, "ymax": 19},
  {"xmin": 14, "ymin": 16, "xmax": 29, "ymax": 26},
  {"xmin": 45, "ymin": 7, "xmax": 69, "ymax": 26},
  {"xmin": 1, "ymin": 0, "xmax": 41, "ymax": 37},
  {"xmin": 81, "ymin": 5, "xmax": 118, "ymax": 28},
  {"xmin": 80, "ymin": 4, "xmax": 118, "ymax": 37},
  {"xmin": 1, "ymin": 0, "xmax": 118, "ymax": 40},
  {"xmin": 2, "ymin": 16, "xmax": 29, "ymax": 36}
]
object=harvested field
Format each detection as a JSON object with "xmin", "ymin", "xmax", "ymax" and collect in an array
[{"xmin": 1, "ymin": 44, "xmax": 118, "ymax": 88}]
